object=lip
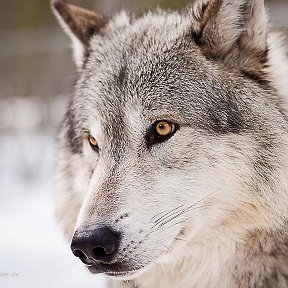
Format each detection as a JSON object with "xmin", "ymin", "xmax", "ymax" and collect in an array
[
  {"xmin": 105, "ymin": 270, "xmax": 137, "ymax": 277},
  {"xmin": 86, "ymin": 262, "xmax": 141, "ymax": 278}
]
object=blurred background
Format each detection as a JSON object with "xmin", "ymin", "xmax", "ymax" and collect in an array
[{"xmin": 0, "ymin": 1, "xmax": 287, "ymax": 287}]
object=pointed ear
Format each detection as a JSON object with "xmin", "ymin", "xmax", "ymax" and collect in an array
[
  {"xmin": 191, "ymin": 0, "xmax": 268, "ymax": 79},
  {"xmin": 51, "ymin": 0, "xmax": 108, "ymax": 67}
]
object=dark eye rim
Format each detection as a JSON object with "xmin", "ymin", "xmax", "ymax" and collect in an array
[
  {"xmin": 89, "ymin": 140, "xmax": 99, "ymax": 152},
  {"xmin": 145, "ymin": 120, "xmax": 179, "ymax": 148}
]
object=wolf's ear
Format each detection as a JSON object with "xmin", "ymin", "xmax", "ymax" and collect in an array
[
  {"xmin": 191, "ymin": 0, "xmax": 268, "ymax": 78},
  {"xmin": 52, "ymin": 0, "xmax": 108, "ymax": 67}
]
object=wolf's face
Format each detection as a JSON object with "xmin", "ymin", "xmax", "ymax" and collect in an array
[{"xmin": 53, "ymin": 0, "xmax": 288, "ymax": 280}]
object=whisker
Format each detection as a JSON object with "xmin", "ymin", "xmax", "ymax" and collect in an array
[
  {"xmin": 157, "ymin": 204, "xmax": 212, "ymax": 228},
  {"xmin": 150, "ymin": 205, "xmax": 183, "ymax": 221},
  {"xmin": 153, "ymin": 189, "xmax": 220, "ymax": 229},
  {"xmin": 151, "ymin": 212, "xmax": 203, "ymax": 235},
  {"xmin": 152, "ymin": 205, "xmax": 184, "ymax": 225},
  {"xmin": 161, "ymin": 243, "xmax": 180, "ymax": 263}
]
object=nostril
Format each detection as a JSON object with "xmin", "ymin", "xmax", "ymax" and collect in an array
[
  {"xmin": 73, "ymin": 248, "xmax": 86, "ymax": 258},
  {"xmin": 73, "ymin": 249, "xmax": 95, "ymax": 265},
  {"xmin": 93, "ymin": 246, "xmax": 109, "ymax": 257}
]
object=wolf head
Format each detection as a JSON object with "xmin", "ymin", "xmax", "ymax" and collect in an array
[{"xmin": 53, "ymin": 0, "xmax": 288, "ymax": 280}]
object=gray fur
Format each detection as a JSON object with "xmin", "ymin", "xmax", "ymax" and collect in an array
[{"xmin": 52, "ymin": 0, "xmax": 288, "ymax": 287}]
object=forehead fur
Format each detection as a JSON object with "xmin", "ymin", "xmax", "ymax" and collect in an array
[
  {"xmin": 77, "ymin": 15, "xmax": 230, "ymax": 112},
  {"xmin": 66, "ymin": 9, "xmax": 279, "ymax": 153}
]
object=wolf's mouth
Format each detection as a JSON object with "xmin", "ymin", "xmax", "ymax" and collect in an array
[
  {"xmin": 86, "ymin": 262, "xmax": 142, "ymax": 278},
  {"xmin": 104, "ymin": 270, "xmax": 139, "ymax": 278}
]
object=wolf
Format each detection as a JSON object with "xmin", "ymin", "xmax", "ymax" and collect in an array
[{"xmin": 52, "ymin": 0, "xmax": 288, "ymax": 287}]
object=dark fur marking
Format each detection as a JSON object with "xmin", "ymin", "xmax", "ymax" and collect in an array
[
  {"xmin": 241, "ymin": 70, "xmax": 271, "ymax": 87},
  {"xmin": 207, "ymin": 96, "xmax": 243, "ymax": 134},
  {"xmin": 116, "ymin": 64, "xmax": 128, "ymax": 87},
  {"xmin": 65, "ymin": 104, "xmax": 82, "ymax": 154},
  {"xmin": 81, "ymin": 48, "xmax": 91, "ymax": 70}
]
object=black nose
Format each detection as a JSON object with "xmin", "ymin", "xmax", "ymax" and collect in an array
[{"xmin": 71, "ymin": 225, "xmax": 120, "ymax": 265}]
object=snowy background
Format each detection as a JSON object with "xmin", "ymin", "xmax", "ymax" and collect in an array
[
  {"xmin": 0, "ymin": 99, "xmax": 108, "ymax": 288},
  {"xmin": 0, "ymin": 1, "xmax": 287, "ymax": 288}
]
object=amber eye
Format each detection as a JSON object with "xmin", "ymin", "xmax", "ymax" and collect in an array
[
  {"xmin": 145, "ymin": 120, "xmax": 178, "ymax": 147},
  {"xmin": 155, "ymin": 121, "xmax": 174, "ymax": 137},
  {"xmin": 88, "ymin": 135, "xmax": 99, "ymax": 151}
]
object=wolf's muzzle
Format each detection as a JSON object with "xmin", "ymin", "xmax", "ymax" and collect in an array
[{"xmin": 71, "ymin": 225, "xmax": 121, "ymax": 265}]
